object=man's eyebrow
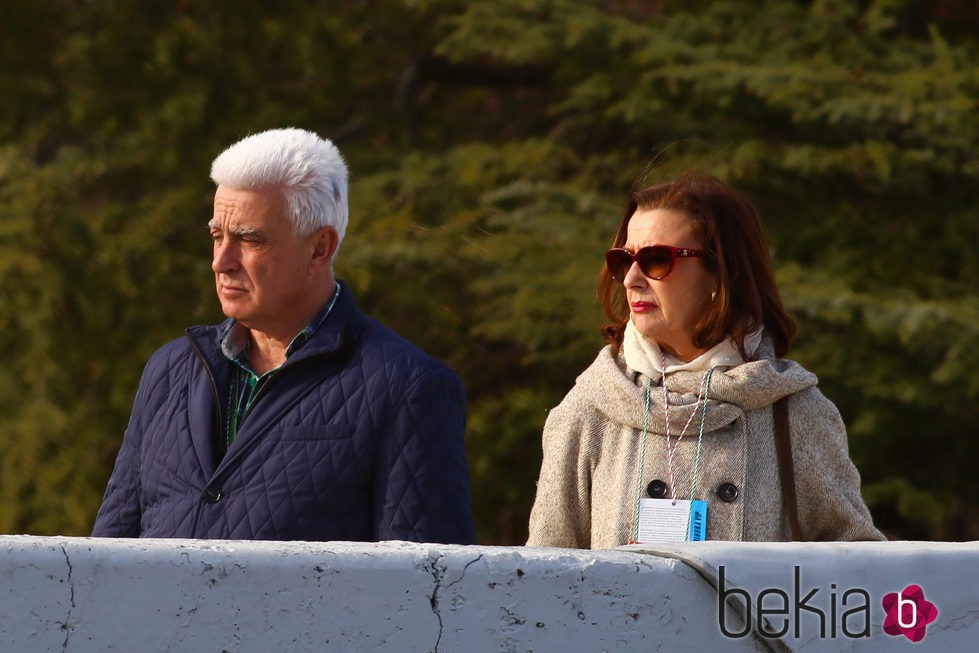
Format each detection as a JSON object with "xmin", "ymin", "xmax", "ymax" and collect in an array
[
  {"xmin": 207, "ymin": 220, "xmax": 264, "ymax": 239},
  {"xmin": 231, "ymin": 225, "xmax": 263, "ymax": 238}
]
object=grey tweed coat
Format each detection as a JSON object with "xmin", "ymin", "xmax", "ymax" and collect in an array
[{"xmin": 527, "ymin": 339, "xmax": 884, "ymax": 548}]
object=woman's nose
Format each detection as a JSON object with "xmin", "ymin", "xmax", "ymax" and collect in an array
[{"xmin": 623, "ymin": 260, "xmax": 645, "ymax": 287}]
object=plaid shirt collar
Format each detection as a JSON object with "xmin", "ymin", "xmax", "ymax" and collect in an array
[{"xmin": 219, "ymin": 281, "xmax": 341, "ymax": 369}]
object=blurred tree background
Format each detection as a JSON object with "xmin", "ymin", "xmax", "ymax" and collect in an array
[{"xmin": 0, "ymin": 0, "xmax": 976, "ymax": 543}]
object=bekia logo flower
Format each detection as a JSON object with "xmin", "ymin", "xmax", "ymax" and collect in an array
[{"xmin": 882, "ymin": 584, "xmax": 938, "ymax": 642}]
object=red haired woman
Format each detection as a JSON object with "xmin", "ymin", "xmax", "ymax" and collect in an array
[{"xmin": 527, "ymin": 174, "xmax": 883, "ymax": 548}]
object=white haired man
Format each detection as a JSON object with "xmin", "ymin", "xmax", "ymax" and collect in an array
[{"xmin": 92, "ymin": 128, "xmax": 475, "ymax": 543}]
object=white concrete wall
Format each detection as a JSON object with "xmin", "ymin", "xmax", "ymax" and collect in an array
[{"xmin": 0, "ymin": 536, "xmax": 975, "ymax": 652}]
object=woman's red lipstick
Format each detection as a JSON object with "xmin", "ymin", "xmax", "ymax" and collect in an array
[{"xmin": 630, "ymin": 301, "xmax": 656, "ymax": 313}]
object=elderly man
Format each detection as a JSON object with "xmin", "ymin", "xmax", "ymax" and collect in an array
[{"xmin": 92, "ymin": 128, "xmax": 475, "ymax": 543}]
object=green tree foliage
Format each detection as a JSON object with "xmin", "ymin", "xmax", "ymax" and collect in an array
[{"xmin": 1, "ymin": 0, "xmax": 976, "ymax": 542}]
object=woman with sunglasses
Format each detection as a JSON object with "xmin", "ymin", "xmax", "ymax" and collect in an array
[{"xmin": 527, "ymin": 173, "xmax": 883, "ymax": 547}]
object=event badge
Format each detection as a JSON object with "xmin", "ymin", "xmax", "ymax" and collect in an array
[{"xmin": 636, "ymin": 499, "xmax": 707, "ymax": 543}]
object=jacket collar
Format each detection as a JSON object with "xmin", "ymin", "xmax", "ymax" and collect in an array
[{"xmin": 185, "ymin": 279, "xmax": 361, "ymax": 369}]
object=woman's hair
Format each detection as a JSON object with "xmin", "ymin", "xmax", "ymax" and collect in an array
[
  {"xmin": 598, "ymin": 172, "xmax": 796, "ymax": 358},
  {"xmin": 210, "ymin": 127, "xmax": 349, "ymax": 244}
]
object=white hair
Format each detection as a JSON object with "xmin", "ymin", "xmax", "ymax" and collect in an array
[{"xmin": 210, "ymin": 127, "xmax": 349, "ymax": 244}]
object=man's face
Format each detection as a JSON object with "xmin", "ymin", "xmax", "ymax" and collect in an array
[{"xmin": 209, "ymin": 185, "xmax": 320, "ymax": 338}]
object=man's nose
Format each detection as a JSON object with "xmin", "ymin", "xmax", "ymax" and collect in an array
[{"xmin": 212, "ymin": 240, "xmax": 240, "ymax": 273}]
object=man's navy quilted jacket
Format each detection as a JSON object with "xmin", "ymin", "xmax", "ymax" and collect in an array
[{"xmin": 92, "ymin": 281, "xmax": 475, "ymax": 543}]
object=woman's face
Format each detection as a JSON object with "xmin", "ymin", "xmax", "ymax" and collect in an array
[{"xmin": 623, "ymin": 208, "xmax": 715, "ymax": 361}]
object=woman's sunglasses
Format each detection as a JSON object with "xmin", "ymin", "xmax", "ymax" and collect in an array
[{"xmin": 605, "ymin": 245, "xmax": 705, "ymax": 281}]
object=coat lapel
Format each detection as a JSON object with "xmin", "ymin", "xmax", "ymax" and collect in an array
[
  {"xmin": 187, "ymin": 368, "xmax": 220, "ymax": 478},
  {"xmin": 185, "ymin": 322, "xmax": 234, "ymax": 478}
]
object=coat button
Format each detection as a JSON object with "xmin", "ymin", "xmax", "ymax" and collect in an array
[
  {"xmin": 716, "ymin": 482, "xmax": 739, "ymax": 502},
  {"xmin": 647, "ymin": 479, "xmax": 669, "ymax": 499},
  {"xmin": 203, "ymin": 487, "xmax": 223, "ymax": 503}
]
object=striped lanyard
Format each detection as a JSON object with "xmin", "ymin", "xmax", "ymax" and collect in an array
[
  {"xmin": 663, "ymin": 361, "xmax": 715, "ymax": 502},
  {"xmin": 632, "ymin": 363, "xmax": 715, "ymax": 543}
]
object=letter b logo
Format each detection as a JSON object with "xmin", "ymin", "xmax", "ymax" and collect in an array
[
  {"xmin": 882, "ymin": 584, "xmax": 938, "ymax": 643},
  {"xmin": 897, "ymin": 591, "xmax": 917, "ymax": 629}
]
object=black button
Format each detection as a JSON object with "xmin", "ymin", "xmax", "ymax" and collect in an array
[
  {"xmin": 203, "ymin": 487, "xmax": 223, "ymax": 503},
  {"xmin": 647, "ymin": 479, "xmax": 669, "ymax": 499},
  {"xmin": 716, "ymin": 482, "xmax": 739, "ymax": 502}
]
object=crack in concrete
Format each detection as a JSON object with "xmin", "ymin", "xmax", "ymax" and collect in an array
[
  {"xmin": 59, "ymin": 545, "xmax": 76, "ymax": 651},
  {"xmin": 424, "ymin": 553, "xmax": 485, "ymax": 652},
  {"xmin": 424, "ymin": 552, "xmax": 447, "ymax": 652},
  {"xmin": 938, "ymin": 608, "xmax": 979, "ymax": 632},
  {"xmin": 445, "ymin": 554, "xmax": 484, "ymax": 589},
  {"xmin": 630, "ymin": 550, "xmax": 789, "ymax": 653}
]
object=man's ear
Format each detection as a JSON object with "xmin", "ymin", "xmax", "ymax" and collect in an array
[{"xmin": 308, "ymin": 226, "xmax": 339, "ymax": 273}]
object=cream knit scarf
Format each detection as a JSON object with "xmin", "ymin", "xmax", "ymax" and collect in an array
[{"xmin": 622, "ymin": 319, "xmax": 763, "ymax": 384}]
